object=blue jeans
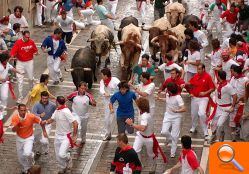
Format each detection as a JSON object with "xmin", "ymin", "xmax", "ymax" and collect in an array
[{"xmin": 117, "ymin": 117, "xmax": 134, "ymax": 134}]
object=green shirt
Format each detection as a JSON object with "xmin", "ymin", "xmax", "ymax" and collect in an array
[
  {"xmin": 154, "ymin": 0, "xmax": 166, "ymax": 9},
  {"xmin": 95, "ymin": 4, "xmax": 109, "ymax": 20},
  {"xmin": 133, "ymin": 64, "xmax": 156, "ymax": 84}
]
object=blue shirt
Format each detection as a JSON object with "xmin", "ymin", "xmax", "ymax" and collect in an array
[
  {"xmin": 95, "ymin": 4, "xmax": 109, "ymax": 20},
  {"xmin": 110, "ymin": 91, "xmax": 137, "ymax": 118},
  {"xmin": 41, "ymin": 36, "xmax": 67, "ymax": 59},
  {"xmin": 32, "ymin": 101, "xmax": 57, "ymax": 121}
]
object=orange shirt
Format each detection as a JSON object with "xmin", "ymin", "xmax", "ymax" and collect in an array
[{"xmin": 11, "ymin": 113, "xmax": 41, "ymax": 139}]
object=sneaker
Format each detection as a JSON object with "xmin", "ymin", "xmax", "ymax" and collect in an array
[
  {"xmin": 59, "ymin": 77, "xmax": 64, "ymax": 82},
  {"xmin": 16, "ymin": 97, "xmax": 23, "ymax": 104},
  {"xmin": 208, "ymin": 134, "xmax": 216, "ymax": 144},
  {"xmin": 205, "ymin": 134, "xmax": 210, "ymax": 140},
  {"xmin": 103, "ymin": 134, "xmax": 112, "ymax": 141},
  {"xmin": 66, "ymin": 157, "xmax": 73, "ymax": 169},
  {"xmin": 189, "ymin": 128, "xmax": 197, "ymax": 133},
  {"xmin": 170, "ymin": 154, "xmax": 175, "ymax": 158},
  {"xmin": 53, "ymin": 81, "xmax": 59, "ymax": 85}
]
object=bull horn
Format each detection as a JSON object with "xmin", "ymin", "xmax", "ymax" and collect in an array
[
  {"xmin": 83, "ymin": 68, "xmax": 92, "ymax": 71},
  {"xmin": 64, "ymin": 67, "xmax": 74, "ymax": 72},
  {"xmin": 104, "ymin": 38, "xmax": 109, "ymax": 42},
  {"xmin": 151, "ymin": 36, "xmax": 159, "ymax": 44},
  {"xmin": 115, "ymin": 41, "xmax": 124, "ymax": 45},
  {"xmin": 169, "ymin": 35, "xmax": 178, "ymax": 42},
  {"xmin": 87, "ymin": 38, "xmax": 95, "ymax": 42},
  {"xmin": 114, "ymin": 27, "xmax": 122, "ymax": 31},
  {"xmin": 141, "ymin": 25, "xmax": 151, "ymax": 31}
]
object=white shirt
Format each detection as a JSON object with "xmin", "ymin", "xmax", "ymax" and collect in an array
[
  {"xmin": 216, "ymin": 83, "xmax": 236, "ymax": 105},
  {"xmin": 53, "ymin": 38, "xmax": 59, "ymax": 54},
  {"xmin": 221, "ymin": 38, "xmax": 230, "ymax": 49},
  {"xmin": 138, "ymin": 82, "xmax": 156, "ymax": 108},
  {"xmin": 99, "ymin": 77, "xmax": 120, "ymax": 98},
  {"xmin": 0, "ymin": 62, "xmax": 13, "ymax": 81},
  {"xmin": 0, "ymin": 23, "xmax": 11, "ymax": 32},
  {"xmin": 9, "ymin": 14, "xmax": 29, "ymax": 29},
  {"xmin": 165, "ymin": 94, "xmax": 184, "ymax": 118},
  {"xmin": 230, "ymin": 76, "xmax": 248, "ymax": 99},
  {"xmin": 55, "ymin": 16, "xmax": 74, "ymax": 32},
  {"xmin": 243, "ymin": 59, "xmax": 249, "ymax": 79},
  {"xmin": 51, "ymin": 107, "xmax": 76, "ymax": 137},
  {"xmin": 187, "ymin": 50, "xmax": 201, "ymax": 73},
  {"xmin": 210, "ymin": 49, "xmax": 222, "ymax": 68},
  {"xmin": 158, "ymin": 63, "xmax": 182, "ymax": 80},
  {"xmin": 72, "ymin": 94, "xmax": 91, "ymax": 117},
  {"xmin": 193, "ymin": 30, "xmax": 208, "ymax": 48},
  {"xmin": 0, "ymin": 38, "xmax": 7, "ymax": 51},
  {"xmin": 140, "ymin": 112, "xmax": 153, "ymax": 136},
  {"xmin": 222, "ymin": 59, "xmax": 239, "ymax": 80}
]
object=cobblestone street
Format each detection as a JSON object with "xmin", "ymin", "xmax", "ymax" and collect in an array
[{"xmin": 0, "ymin": 0, "xmax": 234, "ymax": 173}]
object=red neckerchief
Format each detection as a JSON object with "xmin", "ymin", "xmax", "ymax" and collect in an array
[
  {"xmin": 143, "ymin": 79, "xmax": 152, "ymax": 86},
  {"xmin": 52, "ymin": 34, "xmax": 60, "ymax": 41},
  {"xmin": 235, "ymin": 73, "xmax": 245, "ymax": 79},
  {"xmin": 1, "ymin": 62, "xmax": 7, "ymax": 69},
  {"xmin": 104, "ymin": 77, "xmax": 112, "ymax": 87},
  {"xmin": 166, "ymin": 61, "xmax": 174, "ymax": 66},
  {"xmin": 139, "ymin": 63, "xmax": 151, "ymax": 68},
  {"xmin": 57, "ymin": 105, "xmax": 67, "ymax": 110},
  {"xmin": 194, "ymin": 29, "xmax": 198, "ymax": 32},
  {"xmin": 217, "ymin": 80, "xmax": 227, "ymax": 99},
  {"xmin": 14, "ymin": 14, "xmax": 21, "ymax": 19},
  {"xmin": 212, "ymin": 47, "xmax": 221, "ymax": 55},
  {"xmin": 119, "ymin": 145, "xmax": 133, "ymax": 153},
  {"xmin": 182, "ymin": 149, "xmax": 192, "ymax": 159},
  {"xmin": 223, "ymin": 57, "xmax": 230, "ymax": 63}
]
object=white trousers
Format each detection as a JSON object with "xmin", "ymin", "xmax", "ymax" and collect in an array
[
  {"xmin": 47, "ymin": 56, "xmax": 62, "ymax": 82},
  {"xmin": 54, "ymin": 135, "xmax": 70, "ymax": 170},
  {"xmin": 136, "ymin": 1, "xmax": 147, "ymax": 23},
  {"xmin": 45, "ymin": 0, "xmax": 57, "ymax": 22},
  {"xmin": 35, "ymin": 3, "xmax": 43, "ymax": 26},
  {"xmin": 108, "ymin": 0, "xmax": 118, "ymax": 16},
  {"xmin": 100, "ymin": 19, "xmax": 114, "ymax": 31},
  {"xmin": 16, "ymin": 136, "xmax": 35, "ymax": 172},
  {"xmin": 191, "ymin": 97, "xmax": 209, "ymax": 136},
  {"xmin": 207, "ymin": 19, "xmax": 222, "ymax": 36},
  {"xmin": 80, "ymin": 9, "xmax": 94, "ymax": 23},
  {"xmin": 133, "ymin": 132, "xmax": 154, "ymax": 158},
  {"xmin": 73, "ymin": 113, "xmax": 88, "ymax": 142},
  {"xmin": 223, "ymin": 22, "xmax": 235, "ymax": 39},
  {"xmin": 34, "ymin": 124, "xmax": 52, "ymax": 153},
  {"xmin": 210, "ymin": 106, "xmax": 230, "ymax": 140},
  {"xmin": 161, "ymin": 115, "xmax": 181, "ymax": 156},
  {"xmin": 104, "ymin": 98, "xmax": 112, "ymax": 135},
  {"xmin": 0, "ymin": 82, "xmax": 9, "ymax": 107},
  {"xmin": 16, "ymin": 60, "xmax": 34, "ymax": 99}
]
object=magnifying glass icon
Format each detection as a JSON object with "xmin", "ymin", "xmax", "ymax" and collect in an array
[{"xmin": 217, "ymin": 144, "xmax": 244, "ymax": 172}]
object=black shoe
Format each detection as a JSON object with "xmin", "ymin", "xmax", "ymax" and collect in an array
[
  {"xmin": 53, "ymin": 81, "xmax": 59, "ymax": 85},
  {"xmin": 103, "ymin": 134, "xmax": 112, "ymax": 141},
  {"xmin": 59, "ymin": 77, "xmax": 64, "ymax": 82}
]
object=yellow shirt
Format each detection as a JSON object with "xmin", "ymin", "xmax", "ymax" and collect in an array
[{"xmin": 29, "ymin": 83, "xmax": 50, "ymax": 106}]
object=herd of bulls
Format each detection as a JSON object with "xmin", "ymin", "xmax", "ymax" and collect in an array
[{"xmin": 67, "ymin": 2, "xmax": 202, "ymax": 89}]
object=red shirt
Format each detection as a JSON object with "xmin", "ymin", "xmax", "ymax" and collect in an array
[
  {"xmin": 10, "ymin": 39, "xmax": 38, "ymax": 62},
  {"xmin": 160, "ymin": 77, "xmax": 185, "ymax": 94},
  {"xmin": 189, "ymin": 72, "xmax": 215, "ymax": 97},
  {"xmin": 220, "ymin": 8, "xmax": 239, "ymax": 24},
  {"xmin": 179, "ymin": 149, "xmax": 200, "ymax": 170}
]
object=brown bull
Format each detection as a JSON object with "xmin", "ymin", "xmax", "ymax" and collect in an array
[{"xmin": 116, "ymin": 24, "xmax": 142, "ymax": 80}]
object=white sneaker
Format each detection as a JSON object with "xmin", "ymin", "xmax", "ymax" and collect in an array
[{"xmin": 16, "ymin": 97, "xmax": 23, "ymax": 104}]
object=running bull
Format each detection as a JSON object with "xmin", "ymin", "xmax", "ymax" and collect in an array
[
  {"xmin": 65, "ymin": 46, "xmax": 97, "ymax": 89},
  {"xmin": 116, "ymin": 23, "xmax": 142, "ymax": 80},
  {"xmin": 87, "ymin": 25, "xmax": 115, "ymax": 67}
]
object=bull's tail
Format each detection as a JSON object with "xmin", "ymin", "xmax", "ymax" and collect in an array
[{"xmin": 112, "ymin": 42, "xmax": 118, "ymax": 54}]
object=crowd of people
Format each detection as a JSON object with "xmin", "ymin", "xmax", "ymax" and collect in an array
[{"xmin": 0, "ymin": 0, "xmax": 248, "ymax": 174}]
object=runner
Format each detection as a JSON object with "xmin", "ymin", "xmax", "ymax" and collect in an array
[
  {"xmin": 41, "ymin": 28, "xmax": 67, "ymax": 85},
  {"xmin": 208, "ymin": 70, "xmax": 237, "ymax": 144},
  {"xmin": 67, "ymin": 81, "xmax": 96, "ymax": 147},
  {"xmin": 10, "ymin": 30, "xmax": 38, "ymax": 103},
  {"xmin": 32, "ymin": 91, "xmax": 56, "ymax": 156},
  {"xmin": 110, "ymin": 81, "xmax": 137, "ymax": 134},
  {"xmin": 99, "ymin": 68, "xmax": 120, "ymax": 141},
  {"xmin": 159, "ymin": 82, "xmax": 186, "ymax": 158},
  {"xmin": 164, "ymin": 135, "xmax": 204, "ymax": 174},
  {"xmin": 11, "ymin": 104, "xmax": 46, "ymax": 174},
  {"xmin": 9, "ymin": 6, "xmax": 29, "ymax": 30},
  {"xmin": 42, "ymin": 96, "xmax": 78, "ymax": 173}
]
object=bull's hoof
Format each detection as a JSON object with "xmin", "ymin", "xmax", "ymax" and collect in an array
[
  {"xmin": 151, "ymin": 57, "xmax": 159, "ymax": 62},
  {"xmin": 94, "ymin": 77, "xmax": 97, "ymax": 82},
  {"xmin": 105, "ymin": 58, "xmax": 111, "ymax": 67},
  {"xmin": 97, "ymin": 61, "xmax": 101, "ymax": 66}
]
